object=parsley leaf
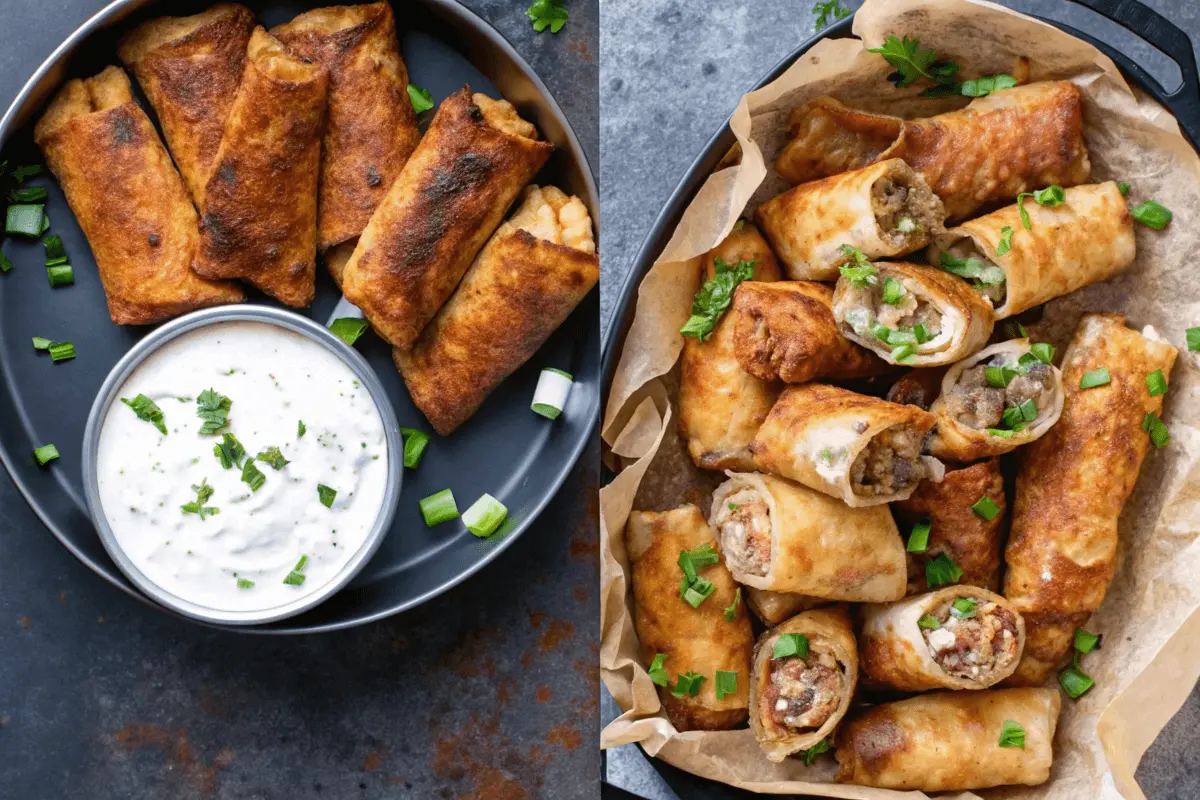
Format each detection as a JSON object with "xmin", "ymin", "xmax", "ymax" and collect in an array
[
  {"xmin": 802, "ymin": 738, "xmax": 832, "ymax": 766},
  {"xmin": 679, "ymin": 257, "xmax": 755, "ymax": 341},
  {"xmin": 213, "ymin": 433, "xmax": 246, "ymax": 469},
  {"xmin": 329, "ymin": 317, "xmax": 369, "ymax": 346},
  {"xmin": 647, "ymin": 653, "xmax": 669, "ymax": 687},
  {"xmin": 407, "ymin": 84, "xmax": 434, "ymax": 114},
  {"xmin": 526, "ymin": 0, "xmax": 568, "ymax": 33},
  {"xmin": 180, "ymin": 478, "xmax": 219, "ymax": 520},
  {"xmin": 256, "ymin": 446, "xmax": 290, "ymax": 470},
  {"xmin": 196, "ymin": 388, "xmax": 231, "ymax": 434},
  {"xmin": 838, "ymin": 244, "xmax": 878, "ymax": 286},
  {"xmin": 867, "ymin": 35, "xmax": 959, "ymax": 89},
  {"xmin": 121, "ymin": 394, "xmax": 167, "ymax": 435},
  {"xmin": 241, "ymin": 458, "xmax": 266, "ymax": 492},
  {"xmin": 996, "ymin": 225, "xmax": 1014, "ymax": 257},
  {"xmin": 813, "ymin": 0, "xmax": 851, "ymax": 31}
]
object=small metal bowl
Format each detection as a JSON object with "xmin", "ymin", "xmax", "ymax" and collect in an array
[{"xmin": 80, "ymin": 305, "xmax": 404, "ymax": 626}]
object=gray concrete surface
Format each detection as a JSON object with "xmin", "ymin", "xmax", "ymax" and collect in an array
[{"xmin": 599, "ymin": 1, "xmax": 1200, "ymax": 798}]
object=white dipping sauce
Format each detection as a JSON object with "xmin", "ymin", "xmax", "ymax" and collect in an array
[{"xmin": 96, "ymin": 321, "xmax": 388, "ymax": 613}]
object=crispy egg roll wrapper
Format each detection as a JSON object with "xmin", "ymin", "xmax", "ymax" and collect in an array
[
  {"xmin": 777, "ymin": 82, "xmax": 1090, "ymax": 221},
  {"xmin": 193, "ymin": 27, "xmax": 328, "ymax": 307},
  {"xmin": 730, "ymin": 281, "xmax": 887, "ymax": 383},
  {"xmin": 893, "ymin": 460, "xmax": 1007, "ymax": 595},
  {"xmin": 751, "ymin": 384, "xmax": 943, "ymax": 507},
  {"xmin": 885, "ymin": 366, "xmax": 947, "ymax": 410},
  {"xmin": 33, "ymin": 67, "xmax": 243, "ymax": 325},
  {"xmin": 926, "ymin": 339, "xmax": 1065, "ymax": 461},
  {"xmin": 395, "ymin": 186, "xmax": 598, "ymax": 435},
  {"xmin": 710, "ymin": 472, "xmax": 906, "ymax": 601},
  {"xmin": 833, "ymin": 260, "xmax": 995, "ymax": 367},
  {"xmin": 756, "ymin": 159, "xmax": 944, "ymax": 281},
  {"xmin": 835, "ymin": 688, "xmax": 1061, "ymax": 790},
  {"xmin": 628, "ymin": 506, "xmax": 754, "ymax": 732},
  {"xmin": 342, "ymin": 88, "xmax": 553, "ymax": 349},
  {"xmin": 930, "ymin": 181, "xmax": 1135, "ymax": 319},
  {"xmin": 271, "ymin": 3, "xmax": 421, "ymax": 251},
  {"xmin": 750, "ymin": 607, "xmax": 858, "ymax": 762},
  {"xmin": 860, "ymin": 586, "xmax": 1025, "ymax": 691},
  {"xmin": 1004, "ymin": 313, "xmax": 1178, "ymax": 685},
  {"xmin": 744, "ymin": 589, "xmax": 824, "ymax": 626},
  {"xmin": 678, "ymin": 223, "xmax": 783, "ymax": 472},
  {"xmin": 118, "ymin": 4, "xmax": 255, "ymax": 205}
]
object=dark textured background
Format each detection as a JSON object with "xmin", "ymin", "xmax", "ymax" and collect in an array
[
  {"xmin": 0, "ymin": 1, "xmax": 599, "ymax": 799},
  {"xmin": 599, "ymin": 0, "xmax": 1200, "ymax": 798}
]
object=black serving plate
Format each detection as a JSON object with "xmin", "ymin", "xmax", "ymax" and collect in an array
[{"xmin": 0, "ymin": 0, "xmax": 598, "ymax": 633}]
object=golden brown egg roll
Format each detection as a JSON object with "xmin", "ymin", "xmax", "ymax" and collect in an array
[
  {"xmin": 34, "ymin": 67, "xmax": 243, "ymax": 325},
  {"xmin": 118, "ymin": 4, "xmax": 255, "ymax": 205},
  {"xmin": 885, "ymin": 365, "xmax": 946, "ymax": 410},
  {"xmin": 678, "ymin": 223, "xmax": 783, "ymax": 472},
  {"xmin": 628, "ymin": 506, "xmax": 754, "ymax": 732},
  {"xmin": 710, "ymin": 472, "xmax": 905, "ymax": 601},
  {"xmin": 730, "ymin": 281, "xmax": 886, "ymax": 383},
  {"xmin": 751, "ymin": 384, "xmax": 943, "ymax": 507},
  {"xmin": 750, "ymin": 607, "xmax": 858, "ymax": 762},
  {"xmin": 395, "ymin": 186, "xmax": 597, "ymax": 435},
  {"xmin": 835, "ymin": 688, "xmax": 1061, "ymax": 790},
  {"xmin": 744, "ymin": 589, "xmax": 823, "ymax": 626},
  {"xmin": 271, "ymin": 3, "xmax": 421, "ymax": 253},
  {"xmin": 833, "ymin": 260, "xmax": 995, "ymax": 367},
  {"xmin": 926, "ymin": 338, "xmax": 1064, "ymax": 461},
  {"xmin": 929, "ymin": 181, "xmax": 1135, "ymax": 319},
  {"xmin": 860, "ymin": 586, "xmax": 1025, "ymax": 691},
  {"xmin": 756, "ymin": 159, "xmax": 944, "ymax": 281},
  {"xmin": 342, "ymin": 88, "xmax": 552, "ymax": 349},
  {"xmin": 1004, "ymin": 313, "xmax": 1178, "ymax": 685},
  {"xmin": 777, "ymin": 82, "xmax": 1091, "ymax": 221},
  {"xmin": 893, "ymin": 460, "xmax": 1007, "ymax": 595},
  {"xmin": 192, "ymin": 27, "xmax": 328, "ymax": 307}
]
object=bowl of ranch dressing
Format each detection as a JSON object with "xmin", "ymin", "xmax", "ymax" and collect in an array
[{"xmin": 81, "ymin": 305, "xmax": 403, "ymax": 626}]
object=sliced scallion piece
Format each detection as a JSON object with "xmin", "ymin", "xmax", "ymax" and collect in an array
[
  {"xmin": 43, "ymin": 234, "xmax": 65, "ymax": 262},
  {"xmin": 8, "ymin": 186, "xmax": 46, "ymax": 203},
  {"xmin": 236, "ymin": 577, "xmax": 255, "ymax": 589},
  {"xmin": 33, "ymin": 443, "xmax": 59, "ymax": 465},
  {"xmin": 647, "ymin": 653, "xmax": 669, "ymax": 687},
  {"xmin": 1131, "ymin": 200, "xmax": 1172, "ymax": 230},
  {"xmin": 531, "ymin": 367, "xmax": 573, "ymax": 419},
  {"xmin": 328, "ymin": 317, "xmax": 369, "ymax": 346},
  {"xmin": 1059, "ymin": 664, "xmax": 1094, "ymax": 699},
  {"xmin": 48, "ymin": 341, "xmax": 75, "ymax": 362},
  {"xmin": 0, "ymin": 252, "xmax": 12, "ymax": 273},
  {"xmin": 282, "ymin": 554, "xmax": 308, "ymax": 586},
  {"xmin": 925, "ymin": 552, "xmax": 963, "ymax": 588},
  {"xmin": 972, "ymin": 495, "xmax": 1001, "ymax": 521},
  {"xmin": 5, "ymin": 204, "xmax": 44, "ymax": 238},
  {"xmin": 772, "ymin": 633, "xmax": 809, "ymax": 659},
  {"xmin": 47, "ymin": 264, "xmax": 74, "ymax": 287},
  {"xmin": 400, "ymin": 427, "xmax": 429, "ymax": 468},
  {"xmin": 714, "ymin": 670, "xmax": 738, "ymax": 700},
  {"xmin": 917, "ymin": 614, "xmax": 940, "ymax": 630},
  {"xmin": 998, "ymin": 719, "xmax": 1025, "ymax": 749},
  {"xmin": 419, "ymin": 488, "xmax": 459, "ymax": 526},
  {"xmin": 1187, "ymin": 327, "xmax": 1200, "ymax": 352},
  {"xmin": 906, "ymin": 519, "xmax": 931, "ymax": 553},
  {"xmin": 31, "ymin": 337, "xmax": 51, "ymax": 350},
  {"xmin": 462, "ymin": 493, "xmax": 508, "ymax": 538},
  {"xmin": 1146, "ymin": 369, "xmax": 1168, "ymax": 397},
  {"xmin": 1079, "ymin": 367, "xmax": 1110, "ymax": 389}
]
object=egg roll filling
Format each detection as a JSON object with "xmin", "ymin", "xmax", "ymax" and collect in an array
[
  {"xmin": 840, "ymin": 277, "xmax": 950, "ymax": 355},
  {"xmin": 871, "ymin": 175, "xmax": 942, "ymax": 248},
  {"xmin": 921, "ymin": 597, "xmax": 1020, "ymax": 681},
  {"xmin": 940, "ymin": 237, "xmax": 1007, "ymax": 305},
  {"xmin": 762, "ymin": 646, "xmax": 845, "ymax": 731},
  {"xmin": 714, "ymin": 488, "xmax": 772, "ymax": 577},
  {"xmin": 849, "ymin": 423, "xmax": 934, "ymax": 498},
  {"xmin": 944, "ymin": 354, "xmax": 1057, "ymax": 430}
]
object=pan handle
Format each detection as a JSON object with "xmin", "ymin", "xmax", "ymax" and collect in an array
[{"xmin": 1063, "ymin": 0, "xmax": 1200, "ymax": 144}]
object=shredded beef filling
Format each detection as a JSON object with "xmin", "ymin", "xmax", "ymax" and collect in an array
[
  {"xmin": 871, "ymin": 176, "xmax": 939, "ymax": 247},
  {"xmin": 943, "ymin": 354, "xmax": 1056, "ymax": 430},
  {"xmin": 922, "ymin": 599, "xmax": 1020, "ymax": 681},
  {"xmin": 715, "ymin": 489, "xmax": 772, "ymax": 577},
  {"xmin": 762, "ymin": 649, "xmax": 842, "ymax": 730},
  {"xmin": 850, "ymin": 424, "xmax": 929, "ymax": 497}
]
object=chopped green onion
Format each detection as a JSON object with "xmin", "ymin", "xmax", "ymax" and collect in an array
[
  {"xmin": 236, "ymin": 577, "xmax": 254, "ymax": 589},
  {"xmin": 400, "ymin": 427, "xmax": 430, "ymax": 468},
  {"xmin": 669, "ymin": 671, "xmax": 705, "ymax": 699},
  {"xmin": 46, "ymin": 264, "xmax": 74, "ymax": 287},
  {"xmin": 213, "ymin": 433, "xmax": 245, "ymax": 469},
  {"xmin": 40, "ymin": 214, "xmax": 50, "ymax": 235},
  {"xmin": 677, "ymin": 543, "xmax": 719, "ymax": 589},
  {"xmin": 283, "ymin": 555, "xmax": 308, "ymax": 586},
  {"xmin": 462, "ymin": 493, "xmax": 508, "ymax": 538},
  {"xmin": 772, "ymin": 633, "xmax": 809, "ymax": 659},
  {"xmin": 871, "ymin": 322, "xmax": 893, "ymax": 342},
  {"xmin": 1117, "ymin": 181, "xmax": 1130, "ymax": 196},
  {"xmin": 10, "ymin": 164, "xmax": 42, "ymax": 183},
  {"xmin": 1074, "ymin": 628, "xmax": 1102, "ymax": 654},
  {"xmin": 1059, "ymin": 664, "xmax": 1094, "ymax": 699},
  {"xmin": 1000, "ymin": 406, "xmax": 1025, "ymax": 430},
  {"xmin": 888, "ymin": 329, "xmax": 918, "ymax": 346},
  {"xmin": 1030, "ymin": 342, "xmax": 1055, "ymax": 364},
  {"xmin": 1143, "ymin": 412, "xmax": 1170, "ymax": 448},
  {"xmin": 9, "ymin": 186, "xmax": 46, "ymax": 203},
  {"xmin": 419, "ymin": 488, "xmax": 458, "ymax": 526},
  {"xmin": 5, "ymin": 204, "xmax": 44, "ymax": 237},
  {"xmin": 995, "ymin": 225, "xmax": 1014, "ymax": 256},
  {"xmin": 1146, "ymin": 369, "xmax": 1168, "ymax": 397},
  {"xmin": 917, "ymin": 614, "xmax": 940, "ymax": 630},
  {"xmin": 31, "ymin": 337, "xmax": 51, "ymax": 350},
  {"xmin": 329, "ymin": 317, "xmax": 369, "ymax": 346},
  {"xmin": 181, "ymin": 478, "xmax": 219, "ymax": 520},
  {"xmin": 1005, "ymin": 321, "xmax": 1028, "ymax": 339},
  {"xmin": 318, "ymin": 483, "xmax": 338, "ymax": 508},
  {"xmin": 43, "ymin": 234, "xmax": 65, "ymax": 262},
  {"xmin": 972, "ymin": 495, "xmax": 1001, "ymax": 521},
  {"xmin": 48, "ymin": 341, "xmax": 75, "ymax": 362},
  {"xmin": 121, "ymin": 394, "xmax": 167, "ymax": 435},
  {"xmin": 950, "ymin": 597, "xmax": 978, "ymax": 619},
  {"xmin": 1016, "ymin": 186, "xmax": 1065, "ymax": 230},
  {"xmin": 1017, "ymin": 397, "xmax": 1038, "ymax": 422},
  {"xmin": 723, "ymin": 587, "xmax": 742, "ymax": 622},
  {"xmin": 906, "ymin": 519, "xmax": 932, "ymax": 553},
  {"xmin": 881, "ymin": 277, "xmax": 906, "ymax": 304},
  {"xmin": 1131, "ymin": 200, "xmax": 1172, "ymax": 230},
  {"xmin": 891, "ymin": 343, "xmax": 915, "ymax": 363},
  {"xmin": 912, "ymin": 323, "xmax": 932, "ymax": 344},
  {"xmin": 1080, "ymin": 368, "xmax": 1110, "ymax": 389},
  {"xmin": 998, "ymin": 720, "xmax": 1025, "ymax": 749},
  {"xmin": 32, "ymin": 443, "xmax": 59, "ymax": 465},
  {"xmin": 925, "ymin": 553, "xmax": 963, "ymax": 588},
  {"xmin": 801, "ymin": 738, "xmax": 831, "ymax": 767},
  {"xmin": 1187, "ymin": 328, "xmax": 1200, "ymax": 352},
  {"xmin": 714, "ymin": 670, "xmax": 738, "ymax": 700},
  {"xmin": 240, "ymin": 458, "xmax": 265, "ymax": 492},
  {"xmin": 984, "ymin": 365, "xmax": 1018, "ymax": 387},
  {"xmin": 647, "ymin": 653, "xmax": 669, "ymax": 687},
  {"xmin": 987, "ymin": 428, "xmax": 1016, "ymax": 438},
  {"xmin": 407, "ymin": 83, "xmax": 435, "ymax": 113},
  {"xmin": 960, "ymin": 73, "xmax": 1018, "ymax": 97},
  {"xmin": 532, "ymin": 366, "xmax": 575, "ymax": 419},
  {"xmin": 0, "ymin": 252, "xmax": 12, "ymax": 273},
  {"xmin": 297, "ymin": 419, "xmax": 306, "ymax": 438},
  {"xmin": 682, "ymin": 577, "xmax": 716, "ymax": 608}
]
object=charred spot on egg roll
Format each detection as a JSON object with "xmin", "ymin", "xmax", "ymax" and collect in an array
[
  {"xmin": 678, "ymin": 222, "xmax": 783, "ymax": 472},
  {"xmin": 750, "ymin": 384, "xmax": 943, "ymax": 507},
  {"xmin": 395, "ymin": 185, "xmax": 597, "ymax": 435},
  {"xmin": 271, "ymin": 3, "xmax": 422, "ymax": 253},
  {"xmin": 193, "ymin": 26, "xmax": 329, "ymax": 307},
  {"xmin": 34, "ymin": 67, "xmax": 243, "ymax": 325},
  {"xmin": 756, "ymin": 159, "xmax": 944, "ymax": 281},
  {"xmin": 118, "ymin": 4, "xmax": 256, "ymax": 206}
]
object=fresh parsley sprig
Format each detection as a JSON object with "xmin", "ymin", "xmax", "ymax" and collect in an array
[
  {"xmin": 121, "ymin": 394, "xmax": 167, "ymax": 436},
  {"xmin": 680, "ymin": 258, "xmax": 755, "ymax": 341},
  {"xmin": 196, "ymin": 388, "xmax": 231, "ymax": 434},
  {"xmin": 867, "ymin": 35, "xmax": 959, "ymax": 91},
  {"xmin": 526, "ymin": 0, "xmax": 568, "ymax": 33},
  {"xmin": 181, "ymin": 478, "xmax": 219, "ymax": 520},
  {"xmin": 813, "ymin": 0, "xmax": 851, "ymax": 32}
]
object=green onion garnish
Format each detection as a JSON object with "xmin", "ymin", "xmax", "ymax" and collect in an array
[
  {"xmin": 772, "ymin": 633, "xmax": 809, "ymax": 659},
  {"xmin": 925, "ymin": 552, "xmax": 963, "ymax": 588},
  {"xmin": 714, "ymin": 670, "xmax": 738, "ymax": 700},
  {"xmin": 1143, "ymin": 412, "xmax": 1170, "ymax": 448},
  {"xmin": 8, "ymin": 186, "xmax": 46, "ymax": 203},
  {"xmin": 297, "ymin": 419, "xmax": 306, "ymax": 438},
  {"xmin": 1131, "ymin": 200, "xmax": 1172, "ymax": 230},
  {"xmin": 121, "ymin": 394, "xmax": 167, "ymax": 435},
  {"xmin": 951, "ymin": 597, "xmax": 978, "ymax": 619},
  {"xmin": 31, "ymin": 337, "xmax": 51, "ymax": 350},
  {"xmin": 881, "ymin": 277, "xmax": 906, "ymax": 305},
  {"xmin": 419, "ymin": 488, "xmax": 458, "ymax": 526},
  {"xmin": 891, "ymin": 343, "xmax": 916, "ymax": 363},
  {"xmin": 46, "ymin": 264, "xmax": 74, "ymax": 287},
  {"xmin": 1117, "ymin": 181, "xmax": 1130, "ymax": 196},
  {"xmin": 532, "ymin": 367, "xmax": 575, "ymax": 419},
  {"xmin": 1080, "ymin": 368, "xmax": 1110, "ymax": 389},
  {"xmin": 236, "ymin": 577, "xmax": 254, "ymax": 589},
  {"xmin": 5, "ymin": 204, "xmax": 44, "ymax": 238},
  {"xmin": 801, "ymin": 738, "xmax": 831, "ymax": 767},
  {"xmin": 407, "ymin": 83, "xmax": 435, "ymax": 113},
  {"xmin": 0, "ymin": 252, "xmax": 12, "ymax": 273},
  {"xmin": 917, "ymin": 614, "xmax": 940, "ymax": 630},
  {"xmin": 240, "ymin": 458, "xmax": 265, "ymax": 492},
  {"xmin": 10, "ymin": 164, "xmax": 42, "ymax": 183},
  {"xmin": 1059, "ymin": 664, "xmax": 1094, "ymax": 699},
  {"xmin": 329, "ymin": 317, "xmax": 369, "ymax": 346},
  {"xmin": 669, "ymin": 671, "xmax": 705, "ymax": 699},
  {"xmin": 1187, "ymin": 328, "xmax": 1200, "ymax": 352},
  {"xmin": 1146, "ymin": 369, "xmax": 1168, "ymax": 397},
  {"xmin": 462, "ymin": 493, "xmax": 508, "ymax": 538},
  {"xmin": 43, "ymin": 234, "xmax": 65, "ymax": 262},
  {"xmin": 1074, "ymin": 628, "xmax": 1102, "ymax": 654},
  {"xmin": 400, "ymin": 427, "xmax": 430, "ymax": 468},
  {"xmin": 906, "ymin": 519, "xmax": 931, "ymax": 553},
  {"xmin": 32, "ymin": 443, "xmax": 59, "ymax": 465},
  {"xmin": 48, "ymin": 341, "xmax": 75, "ymax": 362},
  {"xmin": 998, "ymin": 719, "xmax": 1025, "ymax": 749},
  {"xmin": 971, "ymin": 495, "xmax": 1001, "ymax": 521},
  {"xmin": 723, "ymin": 587, "xmax": 741, "ymax": 622},
  {"xmin": 987, "ymin": 428, "xmax": 1017, "ymax": 438},
  {"xmin": 1017, "ymin": 397, "xmax": 1038, "ymax": 422},
  {"xmin": 682, "ymin": 576, "xmax": 716, "ymax": 608},
  {"xmin": 1030, "ymin": 342, "xmax": 1055, "ymax": 364},
  {"xmin": 283, "ymin": 554, "xmax": 308, "ymax": 585},
  {"xmin": 995, "ymin": 225, "xmax": 1014, "ymax": 256},
  {"xmin": 647, "ymin": 653, "xmax": 669, "ymax": 687},
  {"xmin": 318, "ymin": 484, "xmax": 338, "ymax": 508}
]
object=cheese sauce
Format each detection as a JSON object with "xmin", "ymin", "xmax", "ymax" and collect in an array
[{"xmin": 96, "ymin": 321, "xmax": 388, "ymax": 612}]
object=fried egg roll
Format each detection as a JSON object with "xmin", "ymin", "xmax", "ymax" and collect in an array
[
  {"xmin": 835, "ymin": 688, "xmax": 1061, "ymax": 790},
  {"xmin": 751, "ymin": 384, "xmax": 943, "ymax": 507},
  {"xmin": 342, "ymin": 88, "xmax": 552, "ymax": 349},
  {"xmin": 679, "ymin": 223, "xmax": 783, "ymax": 472},
  {"xmin": 271, "ymin": 3, "xmax": 421, "ymax": 252},
  {"xmin": 744, "ymin": 589, "xmax": 823, "ymax": 626},
  {"xmin": 34, "ymin": 67, "xmax": 243, "ymax": 324},
  {"xmin": 193, "ymin": 27, "xmax": 328, "ymax": 307},
  {"xmin": 893, "ymin": 460, "xmax": 1007, "ymax": 595},
  {"xmin": 929, "ymin": 181, "xmax": 1135, "ymax": 318},
  {"xmin": 861, "ymin": 586, "xmax": 1025, "ymax": 691},
  {"xmin": 926, "ymin": 339, "xmax": 1064, "ymax": 461},
  {"xmin": 628, "ymin": 506, "xmax": 754, "ymax": 732},
  {"xmin": 731, "ymin": 281, "xmax": 886, "ymax": 383},
  {"xmin": 777, "ymin": 82, "xmax": 1091, "ymax": 221},
  {"xmin": 750, "ymin": 607, "xmax": 858, "ymax": 762},
  {"xmin": 756, "ymin": 159, "xmax": 944, "ymax": 281},
  {"xmin": 885, "ymin": 365, "xmax": 946, "ymax": 410},
  {"xmin": 395, "ymin": 185, "xmax": 597, "ymax": 435},
  {"xmin": 118, "ymin": 4, "xmax": 255, "ymax": 205},
  {"xmin": 710, "ymin": 472, "xmax": 905, "ymax": 601},
  {"xmin": 833, "ymin": 260, "xmax": 995, "ymax": 367},
  {"xmin": 1004, "ymin": 313, "xmax": 1178, "ymax": 685}
]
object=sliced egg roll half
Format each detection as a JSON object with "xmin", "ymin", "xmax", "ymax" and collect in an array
[
  {"xmin": 342, "ymin": 88, "xmax": 553, "ymax": 349},
  {"xmin": 744, "ymin": 589, "xmax": 824, "ymax": 626},
  {"xmin": 628, "ymin": 505, "xmax": 754, "ymax": 732},
  {"xmin": 34, "ymin": 67, "xmax": 243, "ymax": 324},
  {"xmin": 193, "ymin": 27, "xmax": 329, "ymax": 307},
  {"xmin": 731, "ymin": 281, "xmax": 886, "ymax": 383},
  {"xmin": 756, "ymin": 159, "xmax": 944, "ymax": 281},
  {"xmin": 929, "ymin": 181, "xmax": 1135, "ymax": 319},
  {"xmin": 833, "ymin": 260, "xmax": 995, "ymax": 367},
  {"xmin": 750, "ymin": 607, "xmax": 858, "ymax": 762},
  {"xmin": 271, "ymin": 2, "xmax": 422, "ymax": 252},
  {"xmin": 118, "ymin": 4, "xmax": 256, "ymax": 206},
  {"xmin": 395, "ymin": 185, "xmax": 597, "ymax": 435},
  {"xmin": 1004, "ymin": 313, "xmax": 1178, "ymax": 686},
  {"xmin": 751, "ymin": 384, "xmax": 943, "ymax": 507},
  {"xmin": 710, "ymin": 472, "xmax": 905, "ymax": 601},
  {"xmin": 835, "ymin": 688, "xmax": 1061, "ymax": 791},
  {"xmin": 679, "ymin": 222, "xmax": 783, "ymax": 472}
]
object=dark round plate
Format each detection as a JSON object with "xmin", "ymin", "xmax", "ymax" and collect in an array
[{"xmin": 0, "ymin": 0, "xmax": 599, "ymax": 633}]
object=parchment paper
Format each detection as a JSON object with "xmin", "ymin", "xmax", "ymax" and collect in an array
[{"xmin": 598, "ymin": 1, "xmax": 1200, "ymax": 797}]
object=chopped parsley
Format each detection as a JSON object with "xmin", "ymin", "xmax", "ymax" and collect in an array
[
  {"xmin": 1016, "ymin": 185, "xmax": 1066, "ymax": 230},
  {"xmin": 801, "ymin": 738, "xmax": 832, "ymax": 766},
  {"xmin": 838, "ymin": 244, "xmax": 877, "ymax": 286},
  {"xmin": 526, "ymin": 0, "xmax": 568, "ymax": 33},
  {"xmin": 121, "ymin": 394, "xmax": 167, "ymax": 435},
  {"xmin": 282, "ymin": 554, "xmax": 308, "ymax": 586},
  {"xmin": 180, "ymin": 478, "xmax": 219, "ymax": 520},
  {"xmin": 813, "ymin": 0, "xmax": 850, "ymax": 31},
  {"xmin": 241, "ymin": 458, "xmax": 265, "ymax": 492},
  {"xmin": 669, "ymin": 671, "xmax": 705, "ymax": 699},
  {"xmin": 714, "ymin": 670, "xmax": 738, "ymax": 700},
  {"xmin": 647, "ymin": 653, "xmax": 669, "ymax": 687},
  {"xmin": 297, "ymin": 419, "xmax": 306, "ymax": 438},
  {"xmin": 196, "ymin": 388, "xmax": 231, "ymax": 434},
  {"xmin": 996, "ymin": 225, "xmax": 1014, "ymax": 256},
  {"xmin": 407, "ymin": 83, "xmax": 434, "ymax": 114},
  {"xmin": 680, "ymin": 257, "xmax": 755, "ymax": 341},
  {"xmin": 256, "ymin": 446, "xmax": 290, "ymax": 470},
  {"xmin": 772, "ymin": 633, "xmax": 809, "ymax": 659},
  {"xmin": 213, "ymin": 432, "xmax": 246, "ymax": 469},
  {"xmin": 866, "ymin": 35, "xmax": 959, "ymax": 91},
  {"xmin": 318, "ymin": 484, "xmax": 337, "ymax": 508},
  {"xmin": 723, "ymin": 587, "xmax": 742, "ymax": 622}
]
